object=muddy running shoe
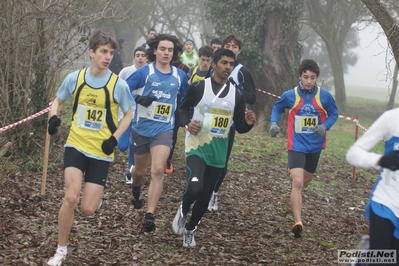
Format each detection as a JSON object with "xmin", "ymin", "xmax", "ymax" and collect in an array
[
  {"xmin": 207, "ymin": 192, "xmax": 218, "ymax": 211},
  {"xmin": 126, "ymin": 165, "xmax": 135, "ymax": 184},
  {"xmin": 125, "ymin": 172, "xmax": 133, "ymax": 184},
  {"xmin": 131, "ymin": 196, "xmax": 143, "ymax": 209},
  {"xmin": 183, "ymin": 228, "xmax": 196, "ymax": 248},
  {"xmin": 292, "ymin": 221, "xmax": 303, "ymax": 238},
  {"xmin": 144, "ymin": 212, "xmax": 156, "ymax": 232},
  {"xmin": 47, "ymin": 249, "xmax": 67, "ymax": 266},
  {"xmin": 165, "ymin": 161, "xmax": 174, "ymax": 174},
  {"xmin": 172, "ymin": 204, "xmax": 186, "ymax": 236}
]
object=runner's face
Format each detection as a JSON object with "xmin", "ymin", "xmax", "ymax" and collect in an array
[
  {"xmin": 148, "ymin": 30, "xmax": 157, "ymax": 40},
  {"xmin": 299, "ymin": 70, "xmax": 318, "ymax": 90},
  {"xmin": 212, "ymin": 55, "xmax": 234, "ymax": 80},
  {"xmin": 185, "ymin": 42, "xmax": 193, "ymax": 52},
  {"xmin": 199, "ymin": 56, "xmax": 212, "ymax": 71},
  {"xmin": 154, "ymin": 40, "xmax": 174, "ymax": 65},
  {"xmin": 134, "ymin": 51, "xmax": 147, "ymax": 68},
  {"xmin": 211, "ymin": 43, "xmax": 221, "ymax": 51},
  {"xmin": 89, "ymin": 44, "xmax": 114, "ymax": 70},
  {"xmin": 224, "ymin": 41, "xmax": 240, "ymax": 59}
]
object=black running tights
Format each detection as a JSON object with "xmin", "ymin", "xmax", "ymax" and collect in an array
[
  {"xmin": 369, "ymin": 207, "xmax": 399, "ymax": 265},
  {"xmin": 182, "ymin": 155, "xmax": 222, "ymax": 230}
]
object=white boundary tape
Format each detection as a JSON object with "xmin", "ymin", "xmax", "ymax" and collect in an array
[
  {"xmin": 0, "ymin": 90, "xmax": 369, "ymax": 134},
  {"xmin": 0, "ymin": 103, "xmax": 52, "ymax": 133}
]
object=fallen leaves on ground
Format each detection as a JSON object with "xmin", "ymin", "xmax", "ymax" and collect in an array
[{"xmin": 0, "ymin": 134, "xmax": 375, "ymax": 266}]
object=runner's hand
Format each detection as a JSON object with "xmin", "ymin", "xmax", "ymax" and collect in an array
[
  {"xmin": 135, "ymin": 95, "xmax": 157, "ymax": 107},
  {"xmin": 379, "ymin": 150, "xmax": 399, "ymax": 171},
  {"xmin": 48, "ymin": 115, "xmax": 61, "ymax": 135},
  {"xmin": 245, "ymin": 110, "xmax": 256, "ymax": 126},
  {"xmin": 314, "ymin": 124, "xmax": 326, "ymax": 136},
  {"xmin": 269, "ymin": 122, "xmax": 280, "ymax": 137},
  {"xmin": 102, "ymin": 136, "xmax": 117, "ymax": 155}
]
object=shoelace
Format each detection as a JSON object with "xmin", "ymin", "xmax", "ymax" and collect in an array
[{"xmin": 185, "ymin": 231, "xmax": 193, "ymax": 244}]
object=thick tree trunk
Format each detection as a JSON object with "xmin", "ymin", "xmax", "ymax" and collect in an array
[
  {"xmin": 251, "ymin": 10, "xmax": 300, "ymax": 131},
  {"xmin": 325, "ymin": 41, "xmax": 347, "ymax": 112}
]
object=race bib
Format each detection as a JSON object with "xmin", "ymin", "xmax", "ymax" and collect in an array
[
  {"xmin": 76, "ymin": 104, "xmax": 106, "ymax": 130},
  {"xmin": 201, "ymin": 113, "xmax": 231, "ymax": 136},
  {"xmin": 138, "ymin": 101, "xmax": 172, "ymax": 123},
  {"xmin": 294, "ymin": 115, "xmax": 317, "ymax": 133}
]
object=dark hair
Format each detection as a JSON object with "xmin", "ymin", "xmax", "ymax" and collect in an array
[
  {"xmin": 210, "ymin": 37, "xmax": 222, "ymax": 45},
  {"xmin": 89, "ymin": 30, "xmax": 118, "ymax": 52},
  {"xmin": 212, "ymin": 48, "xmax": 235, "ymax": 64},
  {"xmin": 198, "ymin": 45, "xmax": 213, "ymax": 58},
  {"xmin": 170, "ymin": 35, "xmax": 183, "ymax": 54},
  {"xmin": 298, "ymin": 59, "xmax": 320, "ymax": 77},
  {"xmin": 133, "ymin": 46, "xmax": 147, "ymax": 56},
  {"xmin": 147, "ymin": 34, "xmax": 181, "ymax": 63},
  {"xmin": 222, "ymin": 34, "xmax": 243, "ymax": 50},
  {"xmin": 147, "ymin": 28, "xmax": 157, "ymax": 34}
]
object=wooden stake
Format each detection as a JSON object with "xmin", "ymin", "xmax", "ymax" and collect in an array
[{"xmin": 41, "ymin": 111, "xmax": 51, "ymax": 195}]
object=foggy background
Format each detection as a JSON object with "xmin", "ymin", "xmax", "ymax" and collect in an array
[
  {"xmin": 345, "ymin": 24, "xmax": 394, "ymax": 89},
  {"xmin": 2, "ymin": 0, "xmax": 399, "ymax": 152}
]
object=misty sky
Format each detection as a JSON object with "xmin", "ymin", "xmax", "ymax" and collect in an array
[{"xmin": 345, "ymin": 23, "xmax": 395, "ymax": 89}]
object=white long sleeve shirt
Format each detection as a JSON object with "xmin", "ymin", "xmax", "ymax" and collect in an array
[{"xmin": 346, "ymin": 107, "xmax": 399, "ymax": 222}]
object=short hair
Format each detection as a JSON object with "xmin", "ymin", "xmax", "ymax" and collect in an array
[
  {"xmin": 147, "ymin": 34, "xmax": 181, "ymax": 63},
  {"xmin": 133, "ymin": 46, "xmax": 147, "ymax": 56},
  {"xmin": 147, "ymin": 28, "xmax": 157, "ymax": 34},
  {"xmin": 89, "ymin": 30, "xmax": 117, "ymax": 52},
  {"xmin": 198, "ymin": 45, "xmax": 213, "ymax": 58},
  {"xmin": 298, "ymin": 59, "xmax": 320, "ymax": 77},
  {"xmin": 222, "ymin": 34, "xmax": 243, "ymax": 50},
  {"xmin": 212, "ymin": 48, "xmax": 235, "ymax": 64},
  {"xmin": 210, "ymin": 37, "xmax": 222, "ymax": 46}
]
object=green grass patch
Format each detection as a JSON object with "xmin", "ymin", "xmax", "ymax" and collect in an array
[
  {"xmin": 319, "ymin": 241, "xmax": 339, "ymax": 248},
  {"xmin": 330, "ymin": 179, "xmax": 340, "ymax": 187},
  {"xmin": 159, "ymin": 245, "xmax": 177, "ymax": 254}
]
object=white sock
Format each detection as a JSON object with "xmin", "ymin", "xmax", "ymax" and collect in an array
[{"xmin": 57, "ymin": 245, "xmax": 67, "ymax": 254}]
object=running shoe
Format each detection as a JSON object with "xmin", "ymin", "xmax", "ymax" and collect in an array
[
  {"xmin": 47, "ymin": 249, "xmax": 67, "ymax": 266},
  {"xmin": 125, "ymin": 172, "xmax": 133, "ymax": 184},
  {"xmin": 183, "ymin": 229, "xmax": 196, "ymax": 248},
  {"xmin": 292, "ymin": 221, "xmax": 303, "ymax": 238},
  {"xmin": 165, "ymin": 161, "xmax": 174, "ymax": 174},
  {"xmin": 172, "ymin": 204, "xmax": 186, "ymax": 236},
  {"xmin": 131, "ymin": 196, "xmax": 143, "ymax": 209},
  {"xmin": 126, "ymin": 165, "xmax": 135, "ymax": 184},
  {"xmin": 144, "ymin": 212, "xmax": 156, "ymax": 232},
  {"xmin": 207, "ymin": 192, "xmax": 218, "ymax": 211}
]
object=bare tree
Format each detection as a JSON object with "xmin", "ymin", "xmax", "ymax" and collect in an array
[
  {"xmin": 147, "ymin": 0, "xmax": 211, "ymax": 49},
  {"xmin": 304, "ymin": 0, "xmax": 367, "ymax": 112},
  {"xmin": 361, "ymin": 0, "xmax": 399, "ymax": 110},
  {"xmin": 0, "ymin": 0, "xmax": 214, "ymax": 154},
  {"xmin": 0, "ymin": 0, "xmax": 133, "ymax": 153}
]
